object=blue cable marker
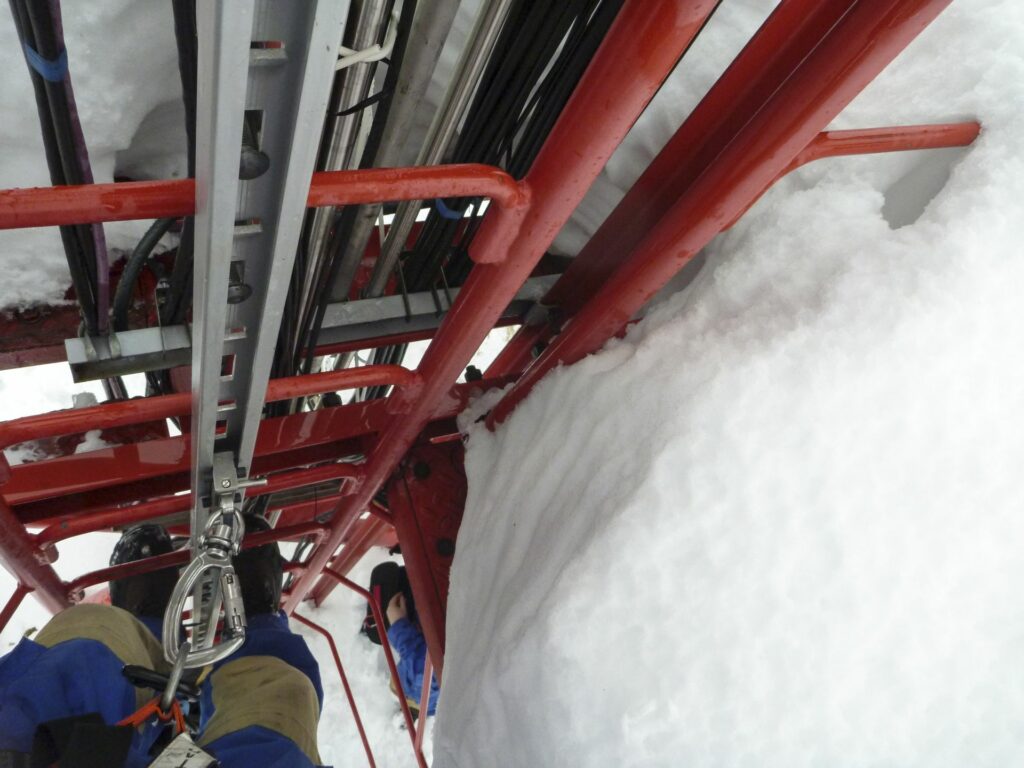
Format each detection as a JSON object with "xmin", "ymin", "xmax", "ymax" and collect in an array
[
  {"xmin": 434, "ymin": 198, "xmax": 463, "ymax": 221},
  {"xmin": 23, "ymin": 44, "xmax": 68, "ymax": 82}
]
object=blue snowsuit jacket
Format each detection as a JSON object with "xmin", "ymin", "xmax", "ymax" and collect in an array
[{"xmin": 387, "ymin": 617, "xmax": 440, "ymax": 715}]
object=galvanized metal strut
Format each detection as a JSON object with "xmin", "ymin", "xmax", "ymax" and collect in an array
[{"xmin": 160, "ymin": 0, "xmax": 349, "ymax": 668}]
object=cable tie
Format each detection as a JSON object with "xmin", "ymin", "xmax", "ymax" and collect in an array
[
  {"xmin": 23, "ymin": 43, "xmax": 68, "ymax": 82},
  {"xmin": 434, "ymin": 198, "xmax": 463, "ymax": 221}
]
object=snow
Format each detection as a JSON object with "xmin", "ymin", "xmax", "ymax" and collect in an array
[
  {"xmin": 0, "ymin": 1, "xmax": 183, "ymax": 311},
  {"xmin": 295, "ymin": 549, "xmax": 435, "ymax": 767},
  {"xmin": 435, "ymin": 1, "xmax": 1024, "ymax": 766},
  {"xmin": 0, "ymin": 0, "xmax": 1021, "ymax": 766}
]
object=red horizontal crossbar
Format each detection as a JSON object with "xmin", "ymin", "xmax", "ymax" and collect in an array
[
  {"xmin": 0, "ymin": 364, "xmax": 416, "ymax": 483},
  {"xmin": 0, "ymin": 163, "xmax": 526, "ymax": 231}
]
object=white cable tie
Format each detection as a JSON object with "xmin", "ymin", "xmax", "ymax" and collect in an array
[{"xmin": 335, "ymin": 9, "xmax": 400, "ymax": 71}]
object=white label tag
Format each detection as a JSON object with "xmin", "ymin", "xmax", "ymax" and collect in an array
[{"xmin": 147, "ymin": 733, "xmax": 218, "ymax": 768}]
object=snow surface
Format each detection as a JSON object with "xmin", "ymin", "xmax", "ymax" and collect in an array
[
  {"xmin": 0, "ymin": 0, "xmax": 1022, "ymax": 766},
  {"xmin": 0, "ymin": 1, "xmax": 183, "ymax": 310},
  {"xmin": 435, "ymin": 1, "xmax": 1024, "ymax": 766}
]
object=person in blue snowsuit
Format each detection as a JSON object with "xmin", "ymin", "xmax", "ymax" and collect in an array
[
  {"xmin": 0, "ymin": 521, "xmax": 326, "ymax": 767},
  {"xmin": 384, "ymin": 589, "xmax": 440, "ymax": 716}
]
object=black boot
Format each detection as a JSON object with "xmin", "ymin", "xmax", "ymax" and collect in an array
[
  {"xmin": 108, "ymin": 523, "xmax": 180, "ymax": 619},
  {"xmin": 233, "ymin": 515, "xmax": 283, "ymax": 617}
]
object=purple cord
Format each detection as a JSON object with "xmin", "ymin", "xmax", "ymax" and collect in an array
[{"xmin": 49, "ymin": 0, "xmax": 110, "ymax": 333}]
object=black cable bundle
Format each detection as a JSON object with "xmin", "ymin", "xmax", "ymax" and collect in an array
[
  {"xmin": 276, "ymin": 0, "xmax": 419, "ymax": 390},
  {"xmin": 161, "ymin": 0, "xmax": 199, "ymax": 329},
  {"xmin": 357, "ymin": 0, "xmax": 625, "ymax": 399},
  {"xmin": 8, "ymin": 0, "xmax": 101, "ymax": 334}
]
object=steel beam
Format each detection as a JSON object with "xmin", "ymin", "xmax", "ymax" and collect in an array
[
  {"xmin": 385, "ymin": 442, "xmax": 468, "ymax": 680},
  {"xmin": 1, "ymin": 376, "xmax": 505, "ymax": 517},
  {"xmin": 0, "ymin": 496, "xmax": 68, "ymax": 613},
  {"xmin": 60, "ymin": 275, "xmax": 557, "ymax": 383}
]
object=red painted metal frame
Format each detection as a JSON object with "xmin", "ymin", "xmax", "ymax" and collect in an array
[
  {"xmin": 298, "ymin": 0, "xmax": 723, "ymax": 614},
  {"xmin": 0, "ymin": 1, "xmax": 968, "ymax": 742},
  {"xmin": 485, "ymin": 0, "xmax": 963, "ymax": 428},
  {"xmin": 383, "ymin": 444, "xmax": 468, "ymax": 680},
  {"xmin": 293, "ymin": 612, "xmax": 378, "ymax": 768},
  {"xmin": 323, "ymin": 568, "xmax": 428, "ymax": 768},
  {"xmin": 485, "ymin": 121, "xmax": 980, "ymax": 381},
  {"xmin": 0, "ymin": 164, "xmax": 524, "ymax": 237},
  {"xmin": 415, "ymin": 653, "xmax": 434, "ymax": 754}
]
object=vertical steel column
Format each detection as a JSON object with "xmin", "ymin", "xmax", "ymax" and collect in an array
[
  {"xmin": 189, "ymin": 0, "xmax": 253, "ymax": 547},
  {"xmin": 487, "ymin": 0, "xmax": 956, "ymax": 427},
  {"xmin": 294, "ymin": 0, "xmax": 720, "ymax": 611},
  {"xmin": 385, "ymin": 443, "xmax": 468, "ymax": 679}
]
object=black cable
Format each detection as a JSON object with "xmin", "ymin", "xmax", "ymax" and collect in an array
[
  {"xmin": 113, "ymin": 218, "xmax": 175, "ymax": 332},
  {"xmin": 162, "ymin": 0, "xmax": 198, "ymax": 328},
  {"xmin": 296, "ymin": 0, "xmax": 417, "ymax": 379},
  {"xmin": 349, "ymin": 0, "xmax": 628, "ymax": 395},
  {"xmin": 9, "ymin": 0, "xmax": 101, "ymax": 334}
]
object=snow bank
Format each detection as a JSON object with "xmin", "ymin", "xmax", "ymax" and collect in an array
[
  {"xmin": 0, "ymin": 2, "xmax": 183, "ymax": 311},
  {"xmin": 436, "ymin": 2, "xmax": 1024, "ymax": 766}
]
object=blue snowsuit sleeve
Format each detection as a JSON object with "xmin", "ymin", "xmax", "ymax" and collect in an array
[{"xmin": 386, "ymin": 618, "xmax": 440, "ymax": 715}]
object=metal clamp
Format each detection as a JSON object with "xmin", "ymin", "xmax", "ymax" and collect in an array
[{"xmin": 335, "ymin": 8, "xmax": 400, "ymax": 71}]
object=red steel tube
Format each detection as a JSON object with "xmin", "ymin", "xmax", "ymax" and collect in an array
[
  {"xmin": 295, "ymin": 0, "xmax": 721, "ymax": 612},
  {"xmin": 33, "ymin": 461, "xmax": 360, "ymax": 546},
  {"xmin": 486, "ymin": 0, "xmax": 859, "ymax": 382},
  {"xmin": 0, "ymin": 164, "xmax": 524, "ymax": 231},
  {"xmin": 323, "ymin": 568, "xmax": 427, "ymax": 768},
  {"xmin": 0, "ymin": 496, "xmax": 68, "ymax": 613},
  {"xmin": 293, "ymin": 612, "xmax": 377, "ymax": 768},
  {"xmin": 323, "ymin": 517, "xmax": 391, "ymax": 584},
  {"xmin": 0, "ymin": 583, "xmax": 32, "ymax": 636},
  {"xmin": 486, "ymin": 119, "xmax": 980, "ymax": 379},
  {"xmin": 415, "ymin": 652, "xmax": 434, "ymax": 753},
  {"xmin": 487, "ymin": 0, "xmax": 956, "ymax": 428},
  {"xmin": 66, "ymin": 520, "xmax": 328, "ymax": 596},
  {"xmin": 0, "ymin": 365, "xmax": 412, "ymax": 482},
  {"xmin": 786, "ymin": 122, "xmax": 980, "ymax": 170},
  {"xmin": 34, "ymin": 495, "xmax": 189, "ymax": 548}
]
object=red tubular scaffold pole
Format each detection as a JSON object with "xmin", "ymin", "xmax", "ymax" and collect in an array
[
  {"xmin": 296, "ymin": 0, "xmax": 723, "ymax": 614},
  {"xmin": 0, "ymin": 164, "xmax": 524, "ymax": 232},
  {"xmin": 485, "ymin": 120, "xmax": 980, "ymax": 379},
  {"xmin": 415, "ymin": 652, "xmax": 434, "ymax": 753},
  {"xmin": 323, "ymin": 568, "xmax": 428, "ymax": 768},
  {"xmin": 293, "ymin": 612, "xmax": 378, "ymax": 768},
  {"xmin": 486, "ymin": 0, "xmax": 958, "ymax": 428},
  {"xmin": 0, "ymin": 496, "xmax": 69, "ymax": 613},
  {"xmin": 0, "ymin": 364, "xmax": 414, "ymax": 483},
  {"xmin": 32, "ymin": 461, "xmax": 360, "ymax": 547}
]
